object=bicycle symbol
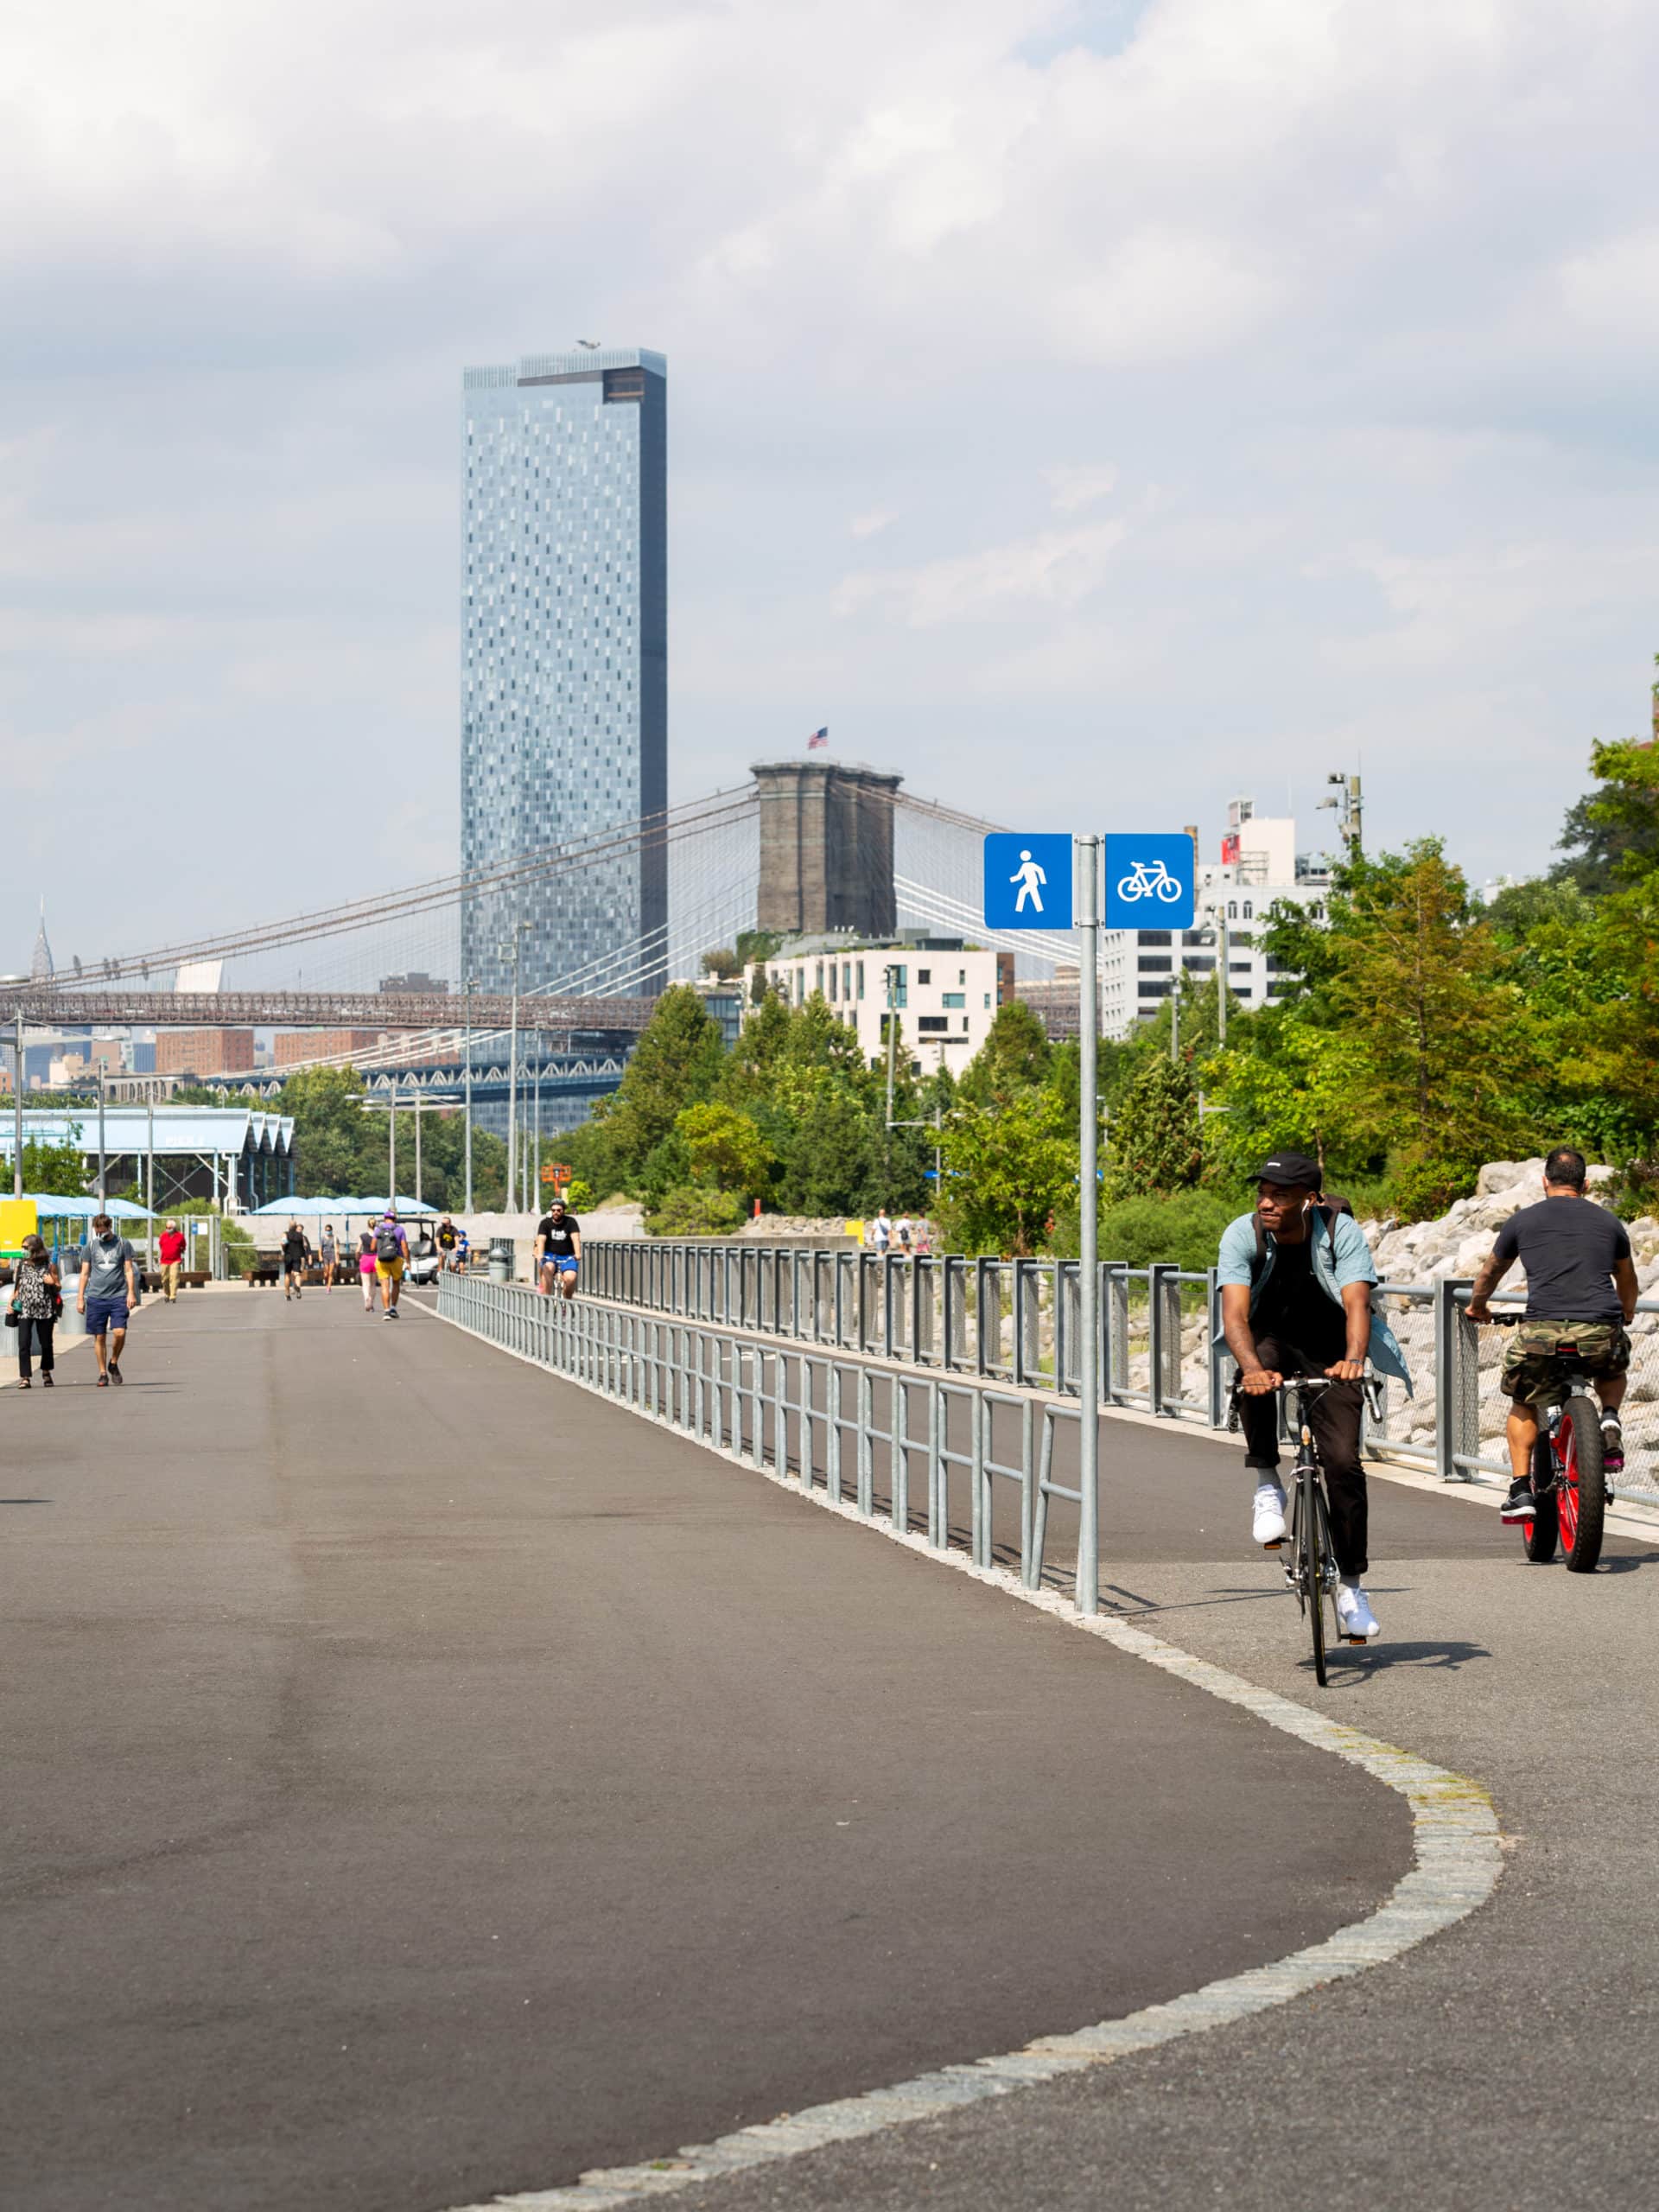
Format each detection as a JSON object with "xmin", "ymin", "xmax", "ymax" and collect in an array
[{"xmin": 1114, "ymin": 858, "xmax": 1185, "ymax": 905}]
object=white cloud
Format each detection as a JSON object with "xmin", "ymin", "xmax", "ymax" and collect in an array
[
  {"xmin": 1045, "ymin": 463, "xmax": 1118, "ymax": 512},
  {"xmin": 3, "ymin": 0, "xmax": 1659, "ymax": 959},
  {"xmin": 836, "ymin": 520, "xmax": 1128, "ymax": 626}
]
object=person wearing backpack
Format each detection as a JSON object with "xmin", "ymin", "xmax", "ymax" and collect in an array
[
  {"xmin": 357, "ymin": 1224, "xmax": 378, "ymax": 1313},
  {"xmin": 1216, "ymin": 1152, "xmax": 1413, "ymax": 1643},
  {"xmin": 372, "ymin": 1210, "xmax": 408, "ymax": 1320}
]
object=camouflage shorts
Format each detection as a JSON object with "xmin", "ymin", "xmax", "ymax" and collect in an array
[{"xmin": 1498, "ymin": 1321, "xmax": 1630, "ymax": 1408}]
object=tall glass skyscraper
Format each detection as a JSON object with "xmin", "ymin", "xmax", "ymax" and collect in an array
[{"xmin": 461, "ymin": 347, "xmax": 667, "ymax": 1003}]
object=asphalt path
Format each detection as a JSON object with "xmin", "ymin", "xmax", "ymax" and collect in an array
[
  {"xmin": 652, "ymin": 1416, "xmax": 1659, "ymax": 2212},
  {"xmin": 3, "ymin": 1290, "xmax": 1410, "ymax": 2212}
]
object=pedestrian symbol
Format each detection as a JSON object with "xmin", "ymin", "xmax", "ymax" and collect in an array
[
  {"xmin": 1012, "ymin": 849, "xmax": 1046, "ymax": 913},
  {"xmin": 982, "ymin": 834, "xmax": 1073, "ymax": 931}
]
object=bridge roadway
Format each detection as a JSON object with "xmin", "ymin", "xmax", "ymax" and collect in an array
[
  {"xmin": 3, "ymin": 1296, "xmax": 1653, "ymax": 2212},
  {"xmin": 0, "ymin": 987, "xmax": 654, "ymax": 1033}
]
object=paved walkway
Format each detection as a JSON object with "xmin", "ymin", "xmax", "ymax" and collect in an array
[{"xmin": 3, "ymin": 1293, "xmax": 1406, "ymax": 2212}]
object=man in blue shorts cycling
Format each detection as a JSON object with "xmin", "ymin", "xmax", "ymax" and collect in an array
[{"xmin": 535, "ymin": 1198, "xmax": 582, "ymax": 1300}]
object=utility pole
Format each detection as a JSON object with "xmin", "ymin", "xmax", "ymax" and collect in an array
[
  {"xmin": 12, "ymin": 1009, "xmax": 22, "ymax": 1199},
  {"xmin": 146, "ymin": 1094, "xmax": 155, "ymax": 1268},
  {"xmin": 500, "ymin": 920, "xmax": 531, "ymax": 1213},
  {"xmin": 1217, "ymin": 905, "xmax": 1230, "ymax": 1046},
  {"xmin": 1076, "ymin": 833, "xmax": 1101, "ymax": 1617},
  {"xmin": 532, "ymin": 1045, "xmax": 543, "ymax": 1207},
  {"xmin": 413, "ymin": 1079, "xmax": 422, "ymax": 1211},
  {"xmin": 97, "ymin": 1064, "xmax": 107, "ymax": 1205},
  {"xmin": 461, "ymin": 976, "xmax": 476, "ymax": 1215},
  {"xmin": 388, "ymin": 1089, "xmax": 397, "ymax": 1208}
]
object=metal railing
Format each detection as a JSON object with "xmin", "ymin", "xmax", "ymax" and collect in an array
[
  {"xmin": 581, "ymin": 1244, "xmax": 1659, "ymax": 1514},
  {"xmin": 437, "ymin": 1269, "xmax": 1091, "ymax": 1604}
]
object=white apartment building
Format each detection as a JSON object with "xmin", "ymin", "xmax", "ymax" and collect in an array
[
  {"xmin": 763, "ymin": 935, "xmax": 1014, "ymax": 1071},
  {"xmin": 1101, "ymin": 798, "xmax": 1332, "ymax": 1039}
]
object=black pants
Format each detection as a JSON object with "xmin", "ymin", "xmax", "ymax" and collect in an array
[
  {"xmin": 16, "ymin": 1317, "xmax": 54, "ymax": 1379},
  {"xmin": 1238, "ymin": 1334, "xmax": 1368, "ymax": 1576}
]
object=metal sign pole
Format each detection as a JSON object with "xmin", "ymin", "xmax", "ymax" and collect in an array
[
  {"xmin": 462, "ymin": 977, "xmax": 475, "ymax": 1215},
  {"xmin": 13, "ymin": 1010, "xmax": 24, "ymax": 1198},
  {"xmin": 1077, "ymin": 833, "xmax": 1100, "ymax": 1616}
]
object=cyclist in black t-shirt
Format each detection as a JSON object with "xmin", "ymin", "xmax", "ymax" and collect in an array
[
  {"xmin": 535, "ymin": 1200, "xmax": 582, "ymax": 1300},
  {"xmin": 1467, "ymin": 1147, "xmax": 1639, "ymax": 1519}
]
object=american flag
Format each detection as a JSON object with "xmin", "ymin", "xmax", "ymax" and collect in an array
[{"xmin": 807, "ymin": 727, "xmax": 829, "ymax": 750}]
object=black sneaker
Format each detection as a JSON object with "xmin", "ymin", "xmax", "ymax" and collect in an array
[
  {"xmin": 108, "ymin": 1363, "xmax": 123, "ymax": 1386},
  {"xmin": 1499, "ymin": 1478, "xmax": 1535, "ymax": 1523},
  {"xmin": 1601, "ymin": 1421, "xmax": 1625, "ymax": 1476}
]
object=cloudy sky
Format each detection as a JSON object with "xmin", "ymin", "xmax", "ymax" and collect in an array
[{"xmin": 4, "ymin": 0, "xmax": 1657, "ymax": 971}]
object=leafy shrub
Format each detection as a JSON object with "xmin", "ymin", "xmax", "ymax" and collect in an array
[
  {"xmin": 1383, "ymin": 1156, "xmax": 1479, "ymax": 1225},
  {"xmin": 1090, "ymin": 1190, "xmax": 1239, "ymax": 1270},
  {"xmin": 645, "ymin": 1185, "xmax": 748, "ymax": 1237}
]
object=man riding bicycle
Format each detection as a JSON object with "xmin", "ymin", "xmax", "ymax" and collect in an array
[
  {"xmin": 1465, "ymin": 1147, "xmax": 1637, "ymax": 1522},
  {"xmin": 1217, "ymin": 1151, "xmax": 1413, "ymax": 1643}
]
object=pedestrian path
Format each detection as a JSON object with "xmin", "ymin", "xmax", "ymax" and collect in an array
[{"xmin": 2, "ymin": 1292, "xmax": 1404, "ymax": 2212}]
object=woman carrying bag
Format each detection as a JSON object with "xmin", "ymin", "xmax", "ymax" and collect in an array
[{"xmin": 9, "ymin": 1234, "xmax": 63, "ymax": 1389}]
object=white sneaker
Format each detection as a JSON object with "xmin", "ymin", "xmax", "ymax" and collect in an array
[
  {"xmin": 1336, "ymin": 1582, "xmax": 1380, "ymax": 1640},
  {"xmin": 1251, "ymin": 1480, "xmax": 1287, "ymax": 1548}
]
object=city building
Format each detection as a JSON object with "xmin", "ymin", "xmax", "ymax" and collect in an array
[
  {"xmin": 274, "ymin": 1030, "xmax": 383, "ymax": 1068},
  {"xmin": 156, "ymin": 1028, "xmax": 257, "ymax": 1077},
  {"xmin": 0, "ymin": 1104, "xmax": 296, "ymax": 1211},
  {"xmin": 672, "ymin": 976, "xmax": 746, "ymax": 1050},
  {"xmin": 1101, "ymin": 798, "xmax": 1332, "ymax": 1038},
  {"xmin": 753, "ymin": 759, "xmax": 900, "ymax": 940},
  {"xmin": 460, "ymin": 346, "xmax": 668, "ymax": 1005},
  {"xmin": 762, "ymin": 934, "xmax": 1014, "ymax": 1073},
  {"xmin": 1016, "ymin": 966, "xmax": 1099, "ymax": 1043}
]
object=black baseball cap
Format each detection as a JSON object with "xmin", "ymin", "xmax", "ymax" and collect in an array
[{"xmin": 1250, "ymin": 1152, "xmax": 1322, "ymax": 1188}]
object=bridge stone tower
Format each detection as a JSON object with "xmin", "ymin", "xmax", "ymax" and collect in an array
[{"xmin": 753, "ymin": 760, "xmax": 900, "ymax": 941}]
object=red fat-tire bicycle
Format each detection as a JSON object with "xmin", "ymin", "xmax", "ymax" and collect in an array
[{"xmin": 1484, "ymin": 1317, "xmax": 1607, "ymax": 1573}]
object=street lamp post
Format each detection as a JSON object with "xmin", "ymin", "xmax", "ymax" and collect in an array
[
  {"xmin": 97, "ymin": 1065, "xmax": 107, "ymax": 1205},
  {"xmin": 461, "ymin": 976, "xmax": 477, "ymax": 1216},
  {"xmin": 12, "ymin": 1007, "xmax": 23, "ymax": 1199},
  {"xmin": 499, "ymin": 922, "xmax": 531, "ymax": 1214},
  {"xmin": 413, "ymin": 1078, "xmax": 423, "ymax": 1211}
]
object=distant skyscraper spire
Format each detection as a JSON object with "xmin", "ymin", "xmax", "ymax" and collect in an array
[{"xmin": 29, "ymin": 897, "xmax": 54, "ymax": 982}]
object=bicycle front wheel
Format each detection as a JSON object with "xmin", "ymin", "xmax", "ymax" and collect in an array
[
  {"xmin": 1559, "ymin": 1394, "xmax": 1605, "ymax": 1573},
  {"xmin": 1301, "ymin": 1471, "xmax": 1327, "ymax": 1686}
]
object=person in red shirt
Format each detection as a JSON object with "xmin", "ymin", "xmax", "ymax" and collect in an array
[{"xmin": 158, "ymin": 1220, "xmax": 187, "ymax": 1304}]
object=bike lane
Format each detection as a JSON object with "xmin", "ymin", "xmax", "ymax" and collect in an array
[{"xmin": 642, "ymin": 1418, "xmax": 1658, "ymax": 2212}]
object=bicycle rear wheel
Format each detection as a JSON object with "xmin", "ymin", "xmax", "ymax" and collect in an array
[
  {"xmin": 1522, "ymin": 1433, "xmax": 1559, "ymax": 1564},
  {"xmin": 1559, "ymin": 1394, "xmax": 1605, "ymax": 1573},
  {"xmin": 1301, "ymin": 1469, "xmax": 1327, "ymax": 1686}
]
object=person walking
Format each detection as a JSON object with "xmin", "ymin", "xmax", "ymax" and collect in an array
[
  {"xmin": 372, "ymin": 1209, "xmax": 408, "ymax": 1319},
  {"xmin": 282, "ymin": 1220, "xmax": 310, "ymax": 1302},
  {"xmin": 10, "ymin": 1233, "xmax": 61, "ymax": 1389},
  {"xmin": 357, "ymin": 1224, "xmax": 378, "ymax": 1313},
  {"xmin": 77, "ymin": 1211, "xmax": 140, "ymax": 1388},
  {"xmin": 319, "ymin": 1223, "xmax": 338, "ymax": 1291},
  {"xmin": 870, "ymin": 1206, "xmax": 893, "ymax": 1255},
  {"xmin": 436, "ymin": 1216, "xmax": 460, "ymax": 1271},
  {"xmin": 157, "ymin": 1219, "xmax": 186, "ymax": 1303}
]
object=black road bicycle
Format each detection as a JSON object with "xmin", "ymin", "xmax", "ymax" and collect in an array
[
  {"xmin": 1481, "ymin": 1315, "xmax": 1608, "ymax": 1573},
  {"xmin": 1232, "ymin": 1372, "xmax": 1384, "ymax": 1688}
]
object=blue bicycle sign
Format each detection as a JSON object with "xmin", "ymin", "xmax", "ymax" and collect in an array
[{"xmin": 1103, "ymin": 834, "xmax": 1195, "ymax": 929}]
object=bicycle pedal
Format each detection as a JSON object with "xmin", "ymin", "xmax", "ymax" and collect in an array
[
  {"xmin": 1343, "ymin": 1636, "xmax": 1369, "ymax": 1647},
  {"xmin": 1262, "ymin": 1537, "xmax": 1285, "ymax": 1551}
]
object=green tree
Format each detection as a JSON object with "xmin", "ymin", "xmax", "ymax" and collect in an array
[
  {"xmin": 957, "ymin": 1001, "xmax": 1052, "ymax": 1105},
  {"xmin": 677, "ymin": 1101, "xmax": 773, "ymax": 1199},
  {"xmin": 1105, "ymin": 1052, "xmax": 1203, "ymax": 1198},
  {"xmin": 17, "ymin": 1124, "xmax": 89, "ymax": 1197},
  {"xmin": 936, "ymin": 1086, "xmax": 1076, "ymax": 1255},
  {"xmin": 588, "ymin": 986, "xmax": 725, "ymax": 1181}
]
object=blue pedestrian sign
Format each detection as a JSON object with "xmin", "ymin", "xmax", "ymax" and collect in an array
[
  {"xmin": 1104, "ymin": 834, "xmax": 1195, "ymax": 929},
  {"xmin": 983, "ymin": 834, "xmax": 1073, "ymax": 931}
]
